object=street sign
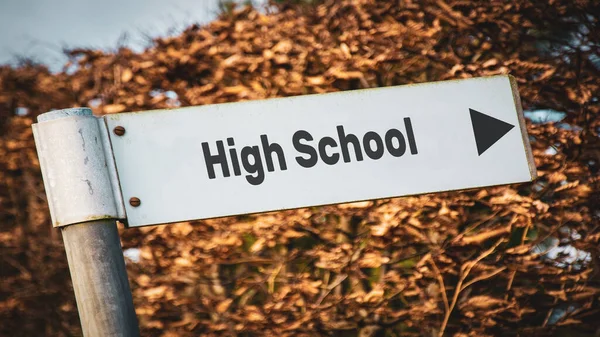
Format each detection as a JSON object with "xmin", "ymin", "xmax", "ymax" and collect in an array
[{"xmin": 103, "ymin": 75, "xmax": 536, "ymax": 227}]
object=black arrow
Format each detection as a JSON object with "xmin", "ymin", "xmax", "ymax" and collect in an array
[{"xmin": 469, "ymin": 108, "xmax": 515, "ymax": 156}]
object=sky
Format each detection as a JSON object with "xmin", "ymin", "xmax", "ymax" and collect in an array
[{"xmin": 0, "ymin": 0, "xmax": 263, "ymax": 71}]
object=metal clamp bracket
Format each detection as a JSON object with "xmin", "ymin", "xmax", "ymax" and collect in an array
[{"xmin": 33, "ymin": 108, "xmax": 126, "ymax": 227}]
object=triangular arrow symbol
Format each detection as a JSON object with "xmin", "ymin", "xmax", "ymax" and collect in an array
[{"xmin": 469, "ymin": 108, "xmax": 515, "ymax": 156}]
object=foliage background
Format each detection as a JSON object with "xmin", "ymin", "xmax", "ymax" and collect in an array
[{"xmin": 1, "ymin": 1, "xmax": 599, "ymax": 336}]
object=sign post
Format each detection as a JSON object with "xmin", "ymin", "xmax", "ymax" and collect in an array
[
  {"xmin": 61, "ymin": 219, "xmax": 139, "ymax": 336},
  {"xmin": 33, "ymin": 108, "xmax": 139, "ymax": 337},
  {"xmin": 32, "ymin": 75, "xmax": 535, "ymax": 335}
]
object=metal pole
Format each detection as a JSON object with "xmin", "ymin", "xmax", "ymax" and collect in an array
[
  {"xmin": 62, "ymin": 220, "xmax": 139, "ymax": 337},
  {"xmin": 33, "ymin": 108, "xmax": 139, "ymax": 336}
]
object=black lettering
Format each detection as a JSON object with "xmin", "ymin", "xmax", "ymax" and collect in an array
[
  {"xmin": 363, "ymin": 131, "xmax": 384, "ymax": 159},
  {"xmin": 261, "ymin": 134, "xmax": 287, "ymax": 172},
  {"xmin": 404, "ymin": 117, "xmax": 418, "ymax": 154},
  {"xmin": 227, "ymin": 138, "xmax": 242, "ymax": 176},
  {"xmin": 385, "ymin": 129, "xmax": 407, "ymax": 157},
  {"xmin": 318, "ymin": 136, "xmax": 339, "ymax": 165},
  {"xmin": 241, "ymin": 146, "xmax": 265, "ymax": 185},
  {"xmin": 337, "ymin": 125, "xmax": 363, "ymax": 162},
  {"xmin": 202, "ymin": 141, "xmax": 230, "ymax": 179},
  {"xmin": 293, "ymin": 130, "xmax": 318, "ymax": 168}
]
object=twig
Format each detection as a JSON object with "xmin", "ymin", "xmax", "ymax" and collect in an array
[
  {"xmin": 429, "ymin": 256, "xmax": 450, "ymax": 317},
  {"xmin": 438, "ymin": 239, "xmax": 504, "ymax": 337},
  {"xmin": 315, "ymin": 274, "xmax": 348, "ymax": 305}
]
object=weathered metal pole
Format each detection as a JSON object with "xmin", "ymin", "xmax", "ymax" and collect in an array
[
  {"xmin": 61, "ymin": 220, "xmax": 139, "ymax": 336},
  {"xmin": 33, "ymin": 108, "xmax": 139, "ymax": 336}
]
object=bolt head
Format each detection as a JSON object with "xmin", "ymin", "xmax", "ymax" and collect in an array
[
  {"xmin": 113, "ymin": 126, "xmax": 126, "ymax": 136},
  {"xmin": 129, "ymin": 197, "xmax": 141, "ymax": 207}
]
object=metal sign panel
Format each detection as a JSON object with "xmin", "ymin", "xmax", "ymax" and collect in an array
[{"xmin": 104, "ymin": 75, "xmax": 536, "ymax": 227}]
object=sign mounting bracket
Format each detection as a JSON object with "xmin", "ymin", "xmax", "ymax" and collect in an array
[{"xmin": 32, "ymin": 108, "xmax": 126, "ymax": 227}]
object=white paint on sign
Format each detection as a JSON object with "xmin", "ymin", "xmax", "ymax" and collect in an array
[{"xmin": 103, "ymin": 75, "xmax": 536, "ymax": 227}]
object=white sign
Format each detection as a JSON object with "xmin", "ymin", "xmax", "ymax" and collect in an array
[{"xmin": 104, "ymin": 75, "xmax": 536, "ymax": 227}]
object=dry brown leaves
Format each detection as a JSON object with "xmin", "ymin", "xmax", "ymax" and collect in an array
[{"xmin": 1, "ymin": 0, "xmax": 599, "ymax": 336}]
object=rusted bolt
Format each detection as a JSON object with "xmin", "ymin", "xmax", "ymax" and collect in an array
[
  {"xmin": 129, "ymin": 197, "xmax": 141, "ymax": 207},
  {"xmin": 113, "ymin": 126, "xmax": 126, "ymax": 136}
]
